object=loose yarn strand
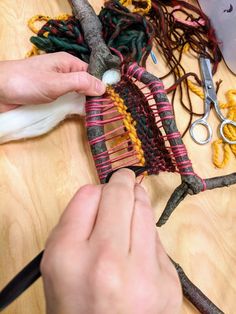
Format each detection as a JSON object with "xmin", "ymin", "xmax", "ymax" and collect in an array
[{"xmin": 120, "ymin": 0, "xmax": 152, "ymax": 15}]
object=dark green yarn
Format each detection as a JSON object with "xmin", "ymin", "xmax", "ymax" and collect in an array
[
  {"xmin": 99, "ymin": 0, "xmax": 154, "ymax": 65},
  {"xmin": 31, "ymin": 17, "xmax": 90, "ymax": 62},
  {"xmin": 30, "ymin": 0, "xmax": 155, "ymax": 65}
]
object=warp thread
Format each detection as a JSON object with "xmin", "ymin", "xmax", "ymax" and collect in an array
[{"xmin": 86, "ymin": 62, "xmax": 199, "ymax": 183}]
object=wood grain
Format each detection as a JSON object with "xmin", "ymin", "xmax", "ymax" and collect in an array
[{"xmin": 0, "ymin": 1, "xmax": 235, "ymax": 313}]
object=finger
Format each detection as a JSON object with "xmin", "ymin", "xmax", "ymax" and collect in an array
[
  {"xmin": 131, "ymin": 184, "xmax": 158, "ymax": 260},
  {"xmin": 55, "ymin": 184, "xmax": 102, "ymax": 241},
  {"xmin": 91, "ymin": 168, "xmax": 136, "ymax": 253},
  {"xmin": 52, "ymin": 52, "xmax": 88, "ymax": 72},
  {"xmin": 32, "ymin": 52, "xmax": 88, "ymax": 73},
  {"xmin": 49, "ymin": 71, "xmax": 106, "ymax": 97}
]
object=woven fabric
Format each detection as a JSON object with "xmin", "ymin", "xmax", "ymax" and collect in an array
[{"xmin": 86, "ymin": 63, "xmax": 192, "ymax": 182}]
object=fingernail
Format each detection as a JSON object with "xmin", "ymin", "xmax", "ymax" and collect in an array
[{"xmin": 95, "ymin": 80, "xmax": 106, "ymax": 95}]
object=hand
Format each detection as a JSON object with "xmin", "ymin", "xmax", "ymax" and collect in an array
[
  {"xmin": 41, "ymin": 169, "xmax": 182, "ymax": 314},
  {"xmin": 0, "ymin": 52, "xmax": 106, "ymax": 113}
]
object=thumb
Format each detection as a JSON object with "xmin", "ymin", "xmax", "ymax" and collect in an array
[
  {"xmin": 0, "ymin": 104, "xmax": 19, "ymax": 113},
  {"xmin": 51, "ymin": 71, "xmax": 106, "ymax": 97}
]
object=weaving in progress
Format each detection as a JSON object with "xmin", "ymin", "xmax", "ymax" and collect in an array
[{"xmin": 1, "ymin": 0, "xmax": 236, "ymax": 313}]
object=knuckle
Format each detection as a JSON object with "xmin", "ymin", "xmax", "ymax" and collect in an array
[
  {"xmin": 44, "ymin": 87, "xmax": 57, "ymax": 100},
  {"xmin": 44, "ymin": 90, "xmax": 58, "ymax": 101},
  {"xmin": 135, "ymin": 199, "xmax": 151, "ymax": 210},
  {"xmin": 40, "ymin": 247, "xmax": 61, "ymax": 278},
  {"xmin": 135, "ymin": 185, "xmax": 150, "ymax": 202},
  {"xmin": 92, "ymin": 247, "xmax": 123, "ymax": 294},
  {"xmin": 78, "ymin": 184, "xmax": 98, "ymax": 197},
  {"xmin": 135, "ymin": 184, "xmax": 145, "ymax": 193},
  {"xmin": 77, "ymin": 71, "xmax": 90, "ymax": 89},
  {"xmin": 131, "ymin": 280, "xmax": 159, "ymax": 313},
  {"xmin": 41, "ymin": 239, "xmax": 75, "ymax": 278},
  {"xmin": 40, "ymin": 254, "xmax": 50, "ymax": 277},
  {"xmin": 56, "ymin": 51, "xmax": 70, "ymax": 58},
  {"xmin": 41, "ymin": 228, "xmax": 72, "ymax": 276},
  {"xmin": 103, "ymin": 181, "xmax": 122, "ymax": 192}
]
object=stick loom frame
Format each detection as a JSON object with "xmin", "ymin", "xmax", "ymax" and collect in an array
[
  {"xmin": 72, "ymin": 1, "xmax": 233, "ymax": 312},
  {"xmin": 1, "ymin": 1, "xmax": 236, "ymax": 313}
]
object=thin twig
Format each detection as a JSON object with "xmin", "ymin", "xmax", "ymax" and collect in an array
[
  {"xmin": 205, "ymin": 173, "xmax": 236, "ymax": 190},
  {"xmin": 171, "ymin": 258, "xmax": 224, "ymax": 314},
  {"xmin": 157, "ymin": 182, "xmax": 188, "ymax": 227},
  {"xmin": 157, "ymin": 173, "xmax": 236, "ymax": 226}
]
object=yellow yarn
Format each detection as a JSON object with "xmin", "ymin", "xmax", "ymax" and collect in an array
[
  {"xmin": 25, "ymin": 45, "xmax": 40, "ymax": 58},
  {"xmin": 212, "ymin": 90, "xmax": 236, "ymax": 168},
  {"xmin": 26, "ymin": 14, "xmax": 70, "ymax": 57},
  {"xmin": 183, "ymin": 42, "xmax": 190, "ymax": 54},
  {"xmin": 187, "ymin": 80, "xmax": 204, "ymax": 99},
  {"xmin": 212, "ymin": 139, "xmax": 231, "ymax": 168},
  {"xmin": 107, "ymin": 87, "xmax": 146, "ymax": 166},
  {"xmin": 175, "ymin": 64, "xmax": 205, "ymax": 100},
  {"xmin": 28, "ymin": 14, "xmax": 70, "ymax": 34},
  {"xmin": 120, "ymin": 0, "xmax": 151, "ymax": 15},
  {"xmin": 28, "ymin": 15, "xmax": 50, "ymax": 34}
]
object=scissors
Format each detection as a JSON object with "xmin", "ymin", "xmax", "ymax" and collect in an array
[{"xmin": 190, "ymin": 57, "xmax": 236, "ymax": 145}]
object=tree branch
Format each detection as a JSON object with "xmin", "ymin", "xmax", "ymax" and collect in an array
[
  {"xmin": 157, "ymin": 173, "xmax": 236, "ymax": 226},
  {"xmin": 70, "ymin": 0, "xmax": 121, "ymax": 180},
  {"xmin": 70, "ymin": 0, "xmax": 120, "ymax": 79},
  {"xmin": 205, "ymin": 173, "xmax": 236, "ymax": 190},
  {"xmin": 0, "ymin": 2, "xmax": 233, "ymax": 313},
  {"xmin": 157, "ymin": 182, "xmax": 188, "ymax": 227},
  {"xmin": 171, "ymin": 259, "xmax": 224, "ymax": 314}
]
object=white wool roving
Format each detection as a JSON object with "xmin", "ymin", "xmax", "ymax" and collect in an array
[
  {"xmin": 0, "ymin": 92, "xmax": 85, "ymax": 144},
  {"xmin": 0, "ymin": 68, "xmax": 121, "ymax": 144},
  {"xmin": 102, "ymin": 68, "xmax": 121, "ymax": 85}
]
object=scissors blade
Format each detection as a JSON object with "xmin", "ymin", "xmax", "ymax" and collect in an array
[{"xmin": 200, "ymin": 57, "xmax": 217, "ymax": 103}]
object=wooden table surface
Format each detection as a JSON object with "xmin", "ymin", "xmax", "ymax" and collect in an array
[{"xmin": 0, "ymin": 1, "xmax": 235, "ymax": 313}]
